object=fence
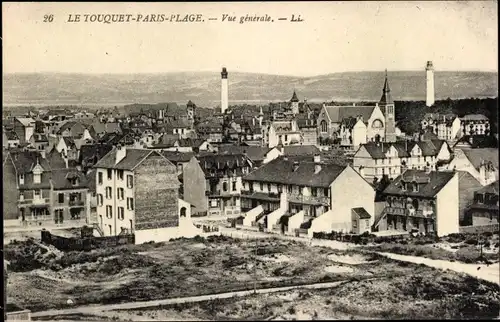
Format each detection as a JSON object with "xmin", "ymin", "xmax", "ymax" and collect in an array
[
  {"xmin": 6, "ymin": 310, "xmax": 31, "ymax": 321},
  {"xmin": 459, "ymin": 224, "xmax": 499, "ymax": 234},
  {"xmin": 41, "ymin": 230, "xmax": 135, "ymax": 251}
]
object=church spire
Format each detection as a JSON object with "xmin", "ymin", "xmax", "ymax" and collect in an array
[
  {"xmin": 379, "ymin": 69, "xmax": 393, "ymax": 105},
  {"xmin": 290, "ymin": 90, "xmax": 299, "ymax": 103}
]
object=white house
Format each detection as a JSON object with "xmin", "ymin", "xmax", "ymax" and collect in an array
[{"xmin": 446, "ymin": 148, "xmax": 498, "ymax": 186}]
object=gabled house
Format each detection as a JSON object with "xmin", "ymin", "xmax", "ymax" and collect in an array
[
  {"xmin": 3, "ymin": 151, "xmax": 52, "ymax": 226},
  {"xmin": 240, "ymin": 154, "xmax": 375, "ymax": 237},
  {"xmin": 3, "ymin": 130, "xmax": 20, "ymax": 149},
  {"xmin": 13, "ymin": 117, "xmax": 35, "ymax": 144},
  {"xmin": 420, "ymin": 113, "xmax": 462, "ymax": 141},
  {"xmin": 56, "ymin": 121, "xmax": 92, "ymax": 139},
  {"xmin": 353, "ymin": 139, "xmax": 452, "ymax": 180},
  {"xmin": 464, "ymin": 181, "xmax": 499, "ymax": 226},
  {"xmin": 28, "ymin": 133, "xmax": 49, "ymax": 152},
  {"xmin": 374, "ymin": 169, "xmax": 459, "ymax": 237},
  {"xmin": 79, "ymin": 143, "xmax": 114, "ymax": 173},
  {"xmin": 217, "ymin": 145, "xmax": 280, "ymax": 168},
  {"xmin": 55, "ymin": 137, "xmax": 79, "ymax": 161},
  {"xmin": 196, "ymin": 120, "xmax": 224, "ymax": 143},
  {"xmin": 182, "ymin": 153, "xmax": 253, "ymax": 216},
  {"xmin": 50, "ymin": 168, "xmax": 89, "ymax": 225},
  {"xmin": 446, "ymin": 148, "xmax": 498, "ymax": 186}
]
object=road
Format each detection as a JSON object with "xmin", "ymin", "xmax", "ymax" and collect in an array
[
  {"xmin": 31, "ymin": 280, "xmax": 350, "ymax": 318},
  {"xmin": 379, "ymin": 252, "xmax": 500, "ymax": 285}
]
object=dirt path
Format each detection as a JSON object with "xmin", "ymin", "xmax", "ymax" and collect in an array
[
  {"xmin": 379, "ymin": 252, "xmax": 500, "ymax": 285},
  {"xmin": 31, "ymin": 280, "xmax": 352, "ymax": 318}
]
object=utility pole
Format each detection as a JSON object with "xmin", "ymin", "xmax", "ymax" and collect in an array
[{"xmin": 254, "ymin": 236, "xmax": 258, "ymax": 294}]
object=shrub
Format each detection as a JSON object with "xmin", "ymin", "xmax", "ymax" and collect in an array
[{"xmin": 465, "ymin": 238, "xmax": 478, "ymax": 245}]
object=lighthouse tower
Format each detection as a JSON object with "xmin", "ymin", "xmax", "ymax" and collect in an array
[
  {"xmin": 221, "ymin": 67, "xmax": 229, "ymax": 114},
  {"xmin": 426, "ymin": 61, "xmax": 435, "ymax": 107}
]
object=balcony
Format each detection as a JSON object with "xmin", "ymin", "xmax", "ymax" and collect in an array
[
  {"xmin": 69, "ymin": 199, "xmax": 85, "ymax": 207},
  {"xmin": 18, "ymin": 198, "xmax": 50, "ymax": 206},
  {"xmin": 384, "ymin": 207, "xmax": 430, "ymax": 218},
  {"xmin": 288, "ymin": 193, "xmax": 329, "ymax": 206}
]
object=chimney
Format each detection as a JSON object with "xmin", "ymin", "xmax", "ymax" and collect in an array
[
  {"xmin": 115, "ymin": 144, "xmax": 126, "ymax": 165},
  {"xmin": 315, "ymin": 162, "xmax": 322, "ymax": 174},
  {"xmin": 292, "ymin": 161, "xmax": 299, "ymax": 172},
  {"xmin": 313, "ymin": 154, "xmax": 321, "ymax": 163}
]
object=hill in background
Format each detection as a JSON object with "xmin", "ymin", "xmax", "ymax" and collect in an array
[{"xmin": 2, "ymin": 71, "xmax": 497, "ymax": 108}]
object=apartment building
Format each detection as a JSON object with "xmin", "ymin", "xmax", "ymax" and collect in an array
[
  {"xmin": 241, "ymin": 155, "xmax": 375, "ymax": 236},
  {"xmin": 373, "ymin": 169, "xmax": 459, "ymax": 237},
  {"xmin": 460, "ymin": 114, "xmax": 490, "ymax": 136},
  {"xmin": 353, "ymin": 139, "xmax": 452, "ymax": 180},
  {"xmin": 93, "ymin": 146, "xmax": 180, "ymax": 237}
]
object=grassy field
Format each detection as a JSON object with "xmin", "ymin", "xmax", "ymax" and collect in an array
[{"xmin": 6, "ymin": 235, "xmax": 500, "ymax": 320}]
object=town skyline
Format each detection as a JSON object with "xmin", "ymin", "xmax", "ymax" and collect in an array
[{"xmin": 3, "ymin": 1, "xmax": 498, "ymax": 76}]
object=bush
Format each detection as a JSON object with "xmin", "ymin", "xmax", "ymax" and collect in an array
[{"xmin": 465, "ymin": 238, "xmax": 478, "ymax": 245}]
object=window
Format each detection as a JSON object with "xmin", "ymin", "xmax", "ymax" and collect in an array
[
  {"xmin": 267, "ymin": 183, "xmax": 271, "ymax": 192},
  {"xmin": 105, "ymin": 187, "xmax": 112, "ymax": 199},
  {"xmin": 97, "ymin": 194, "xmax": 103, "ymax": 206},
  {"xmin": 34, "ymin": 173, "xmax": 41, "ymax": 184},
  {"xmin": 353, "ymin": 220, "xmax": 358, "ymax": 229},
  {"xmin": 118, "ymin": 207, "xmax": 124, "ymax": 220},
  {"xmin": 401, "ymin": 181, "xmax": 407, "ymax": 191},
  {"xmin": 278, "ymin": 185, "xmax": 283, "ymax": 193},
  {"xmin": 298, "ymin": 186, "xmax": 303, "ymax": 195},
  {"xmin": 284, "ymin": 135, "xmax": 288, "ymax": 142},
  {"xmin": 260, "ymin": 183, "xmax": 264, "ymax": 191},
  {"xmin": 288, "ymin": 185, "xmax": 292, "ymax": 193},
  {"xmin": 107, "ymin": 169, "xmax": 112, "ymax": 180},
  {"xmin": 34, "ymin": 190, "xmax": 41, "ymax": 198},
  {"xmin": 106, "ymin": 205, "xmax": 112, "ymax": 218},
  {"xmin": 117, "ymin": 188, "xmax": 124, "ymax": 200},
  {"xmin": 476, "ymin": 193, "xmax": 484, "ymax": 204},
  {"xmin": 98, "ymin": 172, "xmax": 103, "ymax": 185},
  {"xmin": 117, "ymin": 170, "xmax": 124, "ymax": 180},
  {"xmin": 58, "ymin": 193, "xmax": 64, "ymax": 204},
  {"xmin": 232, "ymin": 181, "xmax": 237, "ymax": 191},
  {"xmin": 365, "ymin": 219, "xmax": 370, "ymax": 226},
  {"xmin": 180, "ymin": 207, "xmax": 187, "ymax": 217},
  {"xmin": 127, "ymin": 197, "xmax": 134, "ymax": 210},
  {"xmin": 320, "ymin": 120, "xmax": 327, "ymax": 133},
  {"xmin": 19, "ymin": 192, "xmax": 24, "ymax": 201},
  {"xmin": 127, "ymin": 175, "xmax": 134, "ymax": 188},
  {"xmin": 324, "ymin": 188, "xmax": 329, "ymax": 197},
  {"xmin": 223, "ymin": 182, "xmax": 228, "ymax": 192},
  {"xmin": 19, "ymin": 174, "xmax": 25, "ymax": 185},
  {"xmin": 312, "ymin": 188, "xmax": 317, "ymax": 197},
  {"xmin": 412, "ymin": 182, "xmax": 419, "ymax": 193}
]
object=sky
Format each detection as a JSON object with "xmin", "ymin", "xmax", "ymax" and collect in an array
[{"xmin": 2, "ymin": 1, "xmax": 498, "ymax": 76}]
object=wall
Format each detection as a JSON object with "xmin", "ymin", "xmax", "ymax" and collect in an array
[
  {"xmin": 41, "ymin": 230, "xmax": 134, "ymax": 251},
  {"xmin": 352, "ymin": 145, "xmax": 376, "ymax": 179},
  {"xmin": 329, "ymin": 166, "xmax": 375, "ymax": 233},
  {"xmin": 51, "ymin": 188, "xmax": 88, "ymax": 221},
  {"xmin": 182, "ymin": 157, "xmax": 208, "ymax": 213},
  {"xmin": 459, "ymin": 223, "xmax": 499, "ymax": 234},
  {"xmin": 2, "ymin": 156, "xmax": 19, "ymax": 220},
  {"xmin": 436, "ymin": 173, "xmax": 459, "ymax": 236},
  {"xmin": 135, "ymin": 154, "xmax": 179, "ymax": 230}
]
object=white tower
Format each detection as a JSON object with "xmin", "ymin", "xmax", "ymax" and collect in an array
[
  {"xmin": 426, "ymin": 61, "xmax": 435, "ymax": 107},
  {"xmin": 221, "ymin": 67, "xmax": 228, "ymax": 114}
]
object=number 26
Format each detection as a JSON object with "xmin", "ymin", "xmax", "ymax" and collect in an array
[{"xmin": 43, "ymin": 14, "xmax": 54, "ymax": 22}]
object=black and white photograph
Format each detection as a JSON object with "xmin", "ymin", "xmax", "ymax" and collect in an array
[{"xmin": 2, "ymin": 1, "xmax": 499, "ymax": 320}]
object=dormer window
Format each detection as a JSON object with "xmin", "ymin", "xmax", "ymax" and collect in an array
[
  {"xmin": 401, "ymin": 181, "xmax": 407, "ymax": 191},
  {"xmin": 412, "ymin": 181, "xmax": 419, "ymax": 193},
  {"xmin": 19, "ymin": 174, "xmax": 25, "ymax": 185}
]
